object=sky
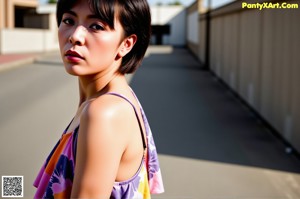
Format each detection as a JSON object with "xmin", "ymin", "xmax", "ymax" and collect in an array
[{"xmin": 39, "ymin": 0, "xmax": 235, "ymax": 9}]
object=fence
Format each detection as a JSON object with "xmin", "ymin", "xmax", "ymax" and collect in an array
[{"xmin": 191, "ymin": 0, "xmax": 300, "ymax": 151}]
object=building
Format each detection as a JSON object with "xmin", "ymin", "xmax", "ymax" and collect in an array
[
  {"xmin": 0, "ymin": 0, "xmax": 58, "ymax": 54},
  {"xmin": 150, "ymin": 4, "xmax": 186, "ymax": 46},
  {"xmin": 0, "ymin": 1, "xmax": 189, "ymax": 54}
]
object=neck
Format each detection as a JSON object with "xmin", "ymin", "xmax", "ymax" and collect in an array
[
  {"xmin": 78, "ymin": 68, "xmax": 128, "ymax": 106},
  {"xmin": 79, "ymin": 70, "xmax": 116, "ymax": 100}
]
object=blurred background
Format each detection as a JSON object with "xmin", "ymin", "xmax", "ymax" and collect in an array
[{"xmin": 1, "ymin": 0, "xmax": 300, "ymax": 198}]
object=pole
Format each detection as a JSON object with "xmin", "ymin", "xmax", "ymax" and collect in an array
[{"xmin": 204, "ymin": 0, "xmax": 211, "ymax": 70}]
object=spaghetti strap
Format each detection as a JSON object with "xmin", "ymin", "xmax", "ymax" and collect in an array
[
  {"xmin": 105, "ymin": 92, "xmax": 147, "ymax": 150},
  {"xmin": 33, "ymin": 91, "xmax": 164, "ymax": 198},
  {"xmin": 63, "ymin": 117, "xmax": 74, "ymax": 134}
]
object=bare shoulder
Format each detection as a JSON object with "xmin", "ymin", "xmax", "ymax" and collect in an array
[
  {"xmin": 82, "ymin": 94, "xmax": 133, "ymax": 122},
  {"xmin": 79, "ymin": 94, "xmax": 135, "ymax": 141},
  {"xmin": 72, "ymin": 94, "xmax": 134, "ymax": 197}
]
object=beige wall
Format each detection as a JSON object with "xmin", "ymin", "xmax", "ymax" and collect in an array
[
  {"xmin": 0, "ymin": 0, "xmax": 5, "ymax": 29},
  {"xmin": 0, "ymin": 28, "xmax": 58, "ymax": 53},
  {"xmin": 0, "ymin": 2, "xmax": 59, "ymax": 54},
  {"xmin": 186, "ymin": 1, "xmax": 201, "ymax": 58},
  {"xmin": 6, "ymin": 0, "xmax": 38, "ymax": 28},
  {"xmin": 0, "ymin": 0, "xmax": 6, "ymax": 53},
  {"xmin": 196, "ymin": 0, "xmax": 300, "ymax": 151},
  {"xmin": 0, "ymin": 0, "xmax": 39, "ymax": 29}
]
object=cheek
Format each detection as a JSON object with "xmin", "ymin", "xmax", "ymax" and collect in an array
[
  {"xmin": 58, "ymin": 29, "xmax": 65, "ymax": 49},
  {"xmin": 58, "ymin": 28, "xmax": 69, "ymax": 47},
  {"xmin": 93, "ymin": 34, "xmax": 122, "ymax": 55},
  {"xmin": 87, "ymin": 36, "xmax": 121, "ymax": 69}
]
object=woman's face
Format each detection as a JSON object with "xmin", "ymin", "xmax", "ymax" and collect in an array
[{"xmin": 58, "ymin": 0, "xmax": 124, "ymax": 76}]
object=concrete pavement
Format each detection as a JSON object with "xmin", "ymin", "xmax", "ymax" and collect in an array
[
  {"xmin": 1, "ymin": 46, "xmax": 300, "ymax": 198},
  {"xmin": 0, "ymin": 53, "xmax": 41, "ymax": 72},
  {"xmin": 0, "ymin": 51, "xmax": 78, "ymax": 197},
  {"xmin": 131, "ymin": 46, "xmax": 300, "ymax": 199}
]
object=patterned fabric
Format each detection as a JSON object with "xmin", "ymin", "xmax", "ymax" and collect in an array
[{"xmin": 33, "ymin": 91, "xmax": 164, "ymax": 199}]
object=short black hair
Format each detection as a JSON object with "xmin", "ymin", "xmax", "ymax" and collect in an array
[{"xmin": 56, "ymin": 0, "xmax": 151, "ymax": 74}]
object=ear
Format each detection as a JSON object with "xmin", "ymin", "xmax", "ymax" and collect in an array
[{"xmin": 117, "ymin": 34, "xmax": 137, "ymax": 59}]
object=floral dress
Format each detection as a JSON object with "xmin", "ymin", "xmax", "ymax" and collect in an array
[{"xmin": 33, "ymin": 92, "xmax": 164, "ymax": 199}]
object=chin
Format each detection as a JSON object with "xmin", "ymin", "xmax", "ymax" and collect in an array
[
  {"xmin": 64, "ymin": 64, "xmax": 96, "ymax": 77},
  {"xmin": 63, "ymin": 63, "xmax": 82, "ymax": 76}
]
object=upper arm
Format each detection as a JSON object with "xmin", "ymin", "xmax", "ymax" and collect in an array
[{"xmin": 71, "ymin": 98, "xmax": 128, "ymax": 198}]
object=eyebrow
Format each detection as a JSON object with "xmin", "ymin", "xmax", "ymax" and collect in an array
[{"xmin": 64, "ymin": 10, "xmax": 101, "ymax": 20}]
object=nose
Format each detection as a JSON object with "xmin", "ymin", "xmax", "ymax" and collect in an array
[{"xmin": 69, "ymin": 26, "xmax": 87, "ymax": 45}]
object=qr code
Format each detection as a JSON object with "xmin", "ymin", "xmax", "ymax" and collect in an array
[{"xmin": 2, "ymin": 176, "xmax": 23, "ymax": 198}]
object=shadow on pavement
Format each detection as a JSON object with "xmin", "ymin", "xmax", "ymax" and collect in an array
[{"xmin": 131, "ymin": 47, "xmax": 300, "ymax": 174}]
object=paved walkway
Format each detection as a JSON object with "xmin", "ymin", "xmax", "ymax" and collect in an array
[
  {"xmin": 131, "ymin": 46, "xmax": 300, "ymax": 199},
  {"xmin": 1, "ymin": 47, "xmax": 300, "ymax": 198},
  {"xmin": 0, "ymin": 53, "xmax": 41, "ymax": 72}
]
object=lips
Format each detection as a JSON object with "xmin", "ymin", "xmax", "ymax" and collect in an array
[{"xmin": 65, "ymin": 50, "xmax": 84, "ymax": 60}]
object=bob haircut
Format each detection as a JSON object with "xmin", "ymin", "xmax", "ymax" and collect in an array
[{"xmin": 56, "ymin": 0, "xmax": 151, "ymax": 74}]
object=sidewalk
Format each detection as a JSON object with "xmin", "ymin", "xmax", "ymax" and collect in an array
[
  {"xmin": 0, "ymin": 51, "xmax": 62, "ymax": 73},
  {"xmin": 0, "ymin": 53, "xmax": 39, "ymax": 72},
  {"xmin": 131, "ymin": 46, "xmax": 300, "ymax": 199}
]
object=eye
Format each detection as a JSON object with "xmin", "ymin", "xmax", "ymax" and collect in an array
[
  {"xmin": 62, "ymin": 18, "xmax": 74, "ymax": 25},
  {"xmin": 90, "ymin": 23, "xmax": 104, "ymax": 31}
]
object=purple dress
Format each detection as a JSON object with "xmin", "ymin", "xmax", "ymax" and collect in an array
[{"xmin": 33, "ymin": 92, "xmax": 164, "ymax": 198}]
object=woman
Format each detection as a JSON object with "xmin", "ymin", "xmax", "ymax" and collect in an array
[{"xmin": 33, "ymin": 0, "xmax": 164, "ymax": 198}]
